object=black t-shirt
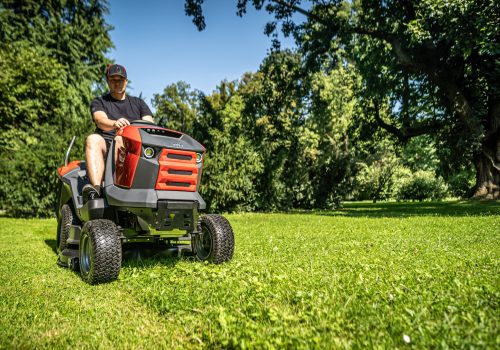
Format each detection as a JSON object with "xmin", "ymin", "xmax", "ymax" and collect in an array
[{"xmin": 90, "ymin": 93, "xmax": 153, "ymax": 140}]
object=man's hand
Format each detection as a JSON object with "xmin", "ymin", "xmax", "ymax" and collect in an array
[{"xmin": 114, "ymin": 118, "xmax": 130, "ymax": 129}]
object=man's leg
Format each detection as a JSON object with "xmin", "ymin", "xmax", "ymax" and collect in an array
[{"xmin": 84, "ymin": 134, "xmax": 107, "ymax": 199}]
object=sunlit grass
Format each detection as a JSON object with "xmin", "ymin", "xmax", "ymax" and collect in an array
[{"xmin": 0, "ymin": 200, "xmax": 498, "ymax": 348}]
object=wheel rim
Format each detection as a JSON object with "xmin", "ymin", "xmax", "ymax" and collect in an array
[
  {"xmin": 80, "ymin": 233, "xmax": 93, "ymax": 275},
  {"xmin": 194, "ymin": 226, "xmax": 212, "ymax": 260}
]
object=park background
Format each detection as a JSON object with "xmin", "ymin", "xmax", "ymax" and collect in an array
[
  {"xmin": 1, "ymin": 0, "xmax": 499, "ymax": 216},
  {"xmin": 0, "ymin": 1, "xmax": 498, "ymax": 348}
]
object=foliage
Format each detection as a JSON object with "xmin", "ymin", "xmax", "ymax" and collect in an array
[
  {"xmin": 0, "ymin": 0, "xmax": 112, "ymax": 85},
  {"xmin": 354, "ymin": 141, "xmax": 400, "ymax": 202},
  {"xmin": 197, "ymin": 90, "xmax": 264, "ymax": 212},
  {"xmin": 154, "ymin": 51, "xmax": 360, "ymax": 212},
  {"xmin": 446, "ymin": 168, "xmax": 476, "ymax": 199},
  {"xmin": 185, "ymin": 0, "xmax": 500, "ymax": 198},
  {"xmin": 1, "ymin": 201, "xmax": 499, "ymax": 348},
  {"xmin": 305, "ymin": 64, "xmax": 359, "ymax": 208},
  {"xmin": 240, "ymin": 50, "xmax": 311, "ymax": 210},
  {"xmin": 0, "ymin": 0, "xmax": 113, "ymax": 217},
  {"xmin": 397, "ymin": 170, "xmax": 448, "ymax": 201},
  {"xmin": 0, "ymin": 42, "xmax": 91, "ymax": 216},
  {"xmin": 152, "ymin": 81, "xmax": 200, "ymax": 133},
  {"xmin": 0, "ymin": 126, "xmax": 72, "ymax": 217},
  {"xmin": 400, "ymin": 135, "xmax": 440, "ymax": 173}
]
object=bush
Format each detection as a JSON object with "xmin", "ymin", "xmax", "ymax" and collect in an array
[
  {"xmin": 0, "ymin": 126, "xmax": 87, "ymax": 217},
  {"xmin": 396, "ymin": 170, "xmax": 448, "ymax": 201},
  {"xmin": 352, "ymin": 140, "xmax": 401, "ymax": 202},
  {"xmin": 201, "ymin": 132, "xmax": 263, "ymax": 212},
  {"xmin": 355, "ymin": 156, "xmax": 400, "ymax": 202},
  {"xmin": 0, "ymin": 43, "xmax": 92, "ymax": 217},
  {"xmin": 447, "ymin": 169, "xmax": 475, "ymax": 198}
]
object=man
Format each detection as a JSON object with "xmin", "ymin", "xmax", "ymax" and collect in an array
[{"xmin": 83, "ymin": 64, "xmax": 154, "ymax": 201}]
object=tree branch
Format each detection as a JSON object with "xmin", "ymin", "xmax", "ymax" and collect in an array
[
  {"xmin": 482, "ymin": 146, "xmax": 500, "ymax": 172},
  {"xmin": 372, "ymin": 99, "xmax": 443, "ymax": 142},
  {"xmin": 269, "ymin": 1, "xmax": 432, "ymax": 75},
  {"xmin": 269, "ymin": 0, "xmax": 475, "ymax": 130},
  {"xmin": 271, "ymin": 0, "xmax": 329, "ymax": 27},
  {"xmin": 372, "ymin": 100, "xmax": 405, "ymax": 141}
]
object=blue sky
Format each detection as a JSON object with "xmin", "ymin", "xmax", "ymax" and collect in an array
[{"xmin": 105, "ymin": 0, "xmax": 297, "ymax": 110}]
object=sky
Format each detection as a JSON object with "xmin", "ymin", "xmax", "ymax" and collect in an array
[{"xmin": 105, "ymin": 0, "xmax": 298, "ymax": 110}]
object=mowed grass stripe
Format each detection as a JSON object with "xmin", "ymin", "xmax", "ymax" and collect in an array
[{"xmin": 0, "ymin": 201, "xmax": 498, "ymax": 349}]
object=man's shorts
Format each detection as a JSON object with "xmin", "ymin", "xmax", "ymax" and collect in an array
[{"xmin": 104, "ymin": 138, "xmax": 112, "ymax": 152}]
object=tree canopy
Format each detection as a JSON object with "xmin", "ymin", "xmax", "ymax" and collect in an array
[
  {"xmin": 0, "ymin": 0, "xmax": 494, "ymax": 217},
  {"xmin": 185, "ymin": 0, "xmax": 500, "ymax": 199}
]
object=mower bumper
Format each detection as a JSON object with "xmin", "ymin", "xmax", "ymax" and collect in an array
[
  {"xmin": 153, "ymin": 200, "xmax": 199, "ymax": 232},
  {"xmin": 105, "ymin": 184, "xmax": 206, "ymax": 210}
]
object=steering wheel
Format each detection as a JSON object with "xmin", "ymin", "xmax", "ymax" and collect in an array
[{"xmin": 130, "ymin": 119, "xmax": 155, "ymax": 126}]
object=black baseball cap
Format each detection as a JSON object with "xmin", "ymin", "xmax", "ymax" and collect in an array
[{"xmin": 107, "ymin": 64, "xmax": 127, "ymax": 79}]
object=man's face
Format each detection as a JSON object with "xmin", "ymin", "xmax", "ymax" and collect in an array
[{"xmin": 107, "ymin": 76, "xmax": 128, "ymax": 94}]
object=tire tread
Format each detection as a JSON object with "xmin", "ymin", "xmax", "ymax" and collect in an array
[
  {"xmin": 195, "ymin": 214, "xmax": 235, "ymax": 263},
  {"xmin": 57, "ymin": 204, "xmax": 73, "ymax": 252},
  {"xmin": 80, "ymin": 219, "xmax": 122, "ymax": 284}
]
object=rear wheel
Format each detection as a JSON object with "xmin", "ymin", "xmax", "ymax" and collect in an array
[
  {"xmin": 80, "ymin": 219, "xmax": 122, "ymax": 284},
  {"xmin": 192, "ymin": 214, "xmax": 234, "ymax": 263},
  {"xmin": 57, "ymin": 204, "xmax": 74, "ymax": 253}
]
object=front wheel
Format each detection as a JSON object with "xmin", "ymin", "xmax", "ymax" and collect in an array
[
  {"xmin": 192, "ymin": 214, "xmax": 234, "ymax": 263},
  {"xmin": 80, "ymin": 219, "xmax": 122, "ymax": 284}
]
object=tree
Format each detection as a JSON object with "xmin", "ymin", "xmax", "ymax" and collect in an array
[
  {"xmin": 306, "ymin": 62, "xmax": 359, "ymax": 207},
  {"xmin": 152, "ymin": 81, "xmax": 200, "ymax": 133},
  {"xmin": 0, "ymin": 0, "xmax": 113, "ymax": 216},
  {"xmin": 0, "ymin": 0, "xmax": 112, "ymax": 90},
  {"xmin": 185, "ymin": 0, "xmax": 500, "ymax": 199},
  {"xmin": 239, "ymin": 50, "xmax": 312, "ymax": 209},
  {"xmin": 194, "ymin": 81, "xmax": 264, "ymax": 211},
  {"xmin": 156, "ymin": 51, "xmax": 358, "ymax": 211}
]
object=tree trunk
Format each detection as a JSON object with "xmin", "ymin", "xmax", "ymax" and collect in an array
[
  {"xmin": 472, "ymin": 134, "xmax": 500, "ymax": 200},
  {"xmin": 472, "ymin": 94, "xmax": 500, "ymax": 199}
]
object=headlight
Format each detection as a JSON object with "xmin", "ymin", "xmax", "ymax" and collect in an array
[
  {"xmin": 196, "ymin": 152, "xmax": 203, "ymax": 163},
  {"xmin": 144, "ymin": 147, "xmax": 155, "ymax": 159}
]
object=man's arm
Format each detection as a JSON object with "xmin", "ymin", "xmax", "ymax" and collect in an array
[
  {"xmin": 138, "ymin": 98, "xmax": 154, "ymax": 123},
  {"xmin": 141, "ymin": 115, "xmax": 154, "ymax": 123},
  {"xmin": 93, "ymin": 111, "xmax": 129, "ymax": 130}
]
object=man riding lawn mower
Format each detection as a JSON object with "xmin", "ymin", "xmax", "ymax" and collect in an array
[{"xmin": 55, "ymin": 64, "xmax": 234, "ymax": 284}]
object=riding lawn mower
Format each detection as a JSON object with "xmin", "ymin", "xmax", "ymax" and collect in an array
[{"xmin": 55, "ymin": 120, "xmax": 234, "ymax": 284}]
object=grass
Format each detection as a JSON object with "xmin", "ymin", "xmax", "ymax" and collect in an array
[{"xmin": 0, "ymin": 200, "xmax": 498, "ymax": 349}]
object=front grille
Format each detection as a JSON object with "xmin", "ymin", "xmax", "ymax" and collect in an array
[
  {"xmin": 168, "ymin": 169, "xmax": 193, "ymax": 176},
  {"xmin": 166, "ymin": 181, "xmax": 191, "ymax": 187},
  {"xmin": 167, "ymin": 153, "xmax": 192, "ymax": 161},
  {"xmin": 156, "ymin": 149, "xmax": 199, "ymax": 191}
]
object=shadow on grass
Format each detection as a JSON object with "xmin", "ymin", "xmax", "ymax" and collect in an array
[
  {"xmin": 311, "ymin": 200, "xmax": 500, "ymax": 218},
  {"xmin": 120, "ymin": 242, "xmax": 195, "ymax": 269},
  {"xmin": 44, "ymin": 238, "xmax": 193, "ymax": 269},
  {"xmin": 45, "ymin": 239, "xmax": 58, "ymax": 254}
]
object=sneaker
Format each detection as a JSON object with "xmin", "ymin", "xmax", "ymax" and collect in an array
[{"xmin": 82, "ymin": 184, "xmax": 100, "ymax": 203}]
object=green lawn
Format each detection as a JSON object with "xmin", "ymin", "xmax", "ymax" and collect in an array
[{"xmin": 0, "ymin": 201, "xmax": 498, "ymax": 349}]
